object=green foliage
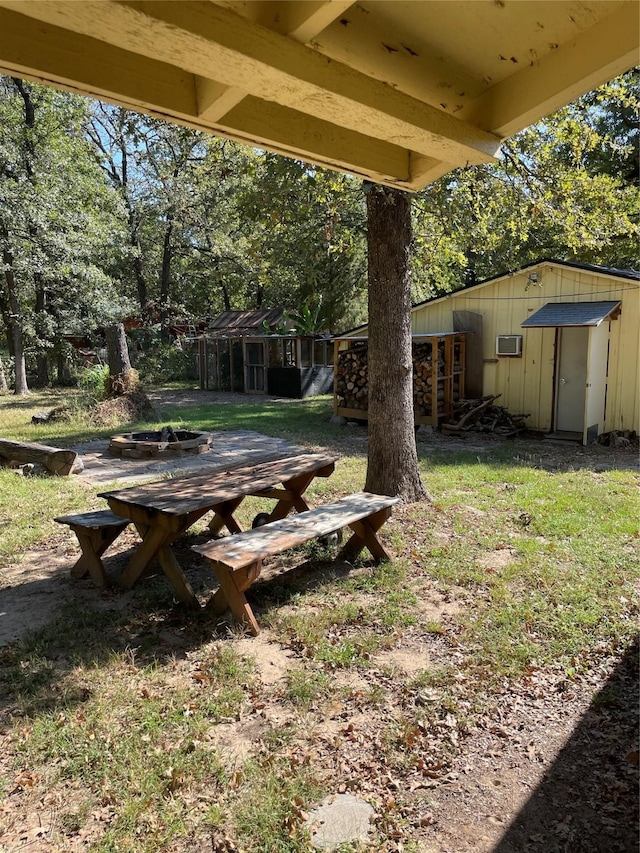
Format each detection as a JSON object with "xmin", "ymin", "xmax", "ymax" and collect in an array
[
  {"xmin": 288, "ymin": 303, "xmax": 329, "ymax": 334},
  {"xmin": 238, "ymin": 156, "xmax": 367, "ymax": 331},
  {"xmin": 0, "ymin": 76, "xmax": 131, "ymax": 391},
  {"xmin": 412, "ymin": 68, "xmax": 639, "ymax": 297},
  {"xmin": 132, "ymin": 337, "xmax": 196, "ymax": 385},
  {"xmin": 77, "ymin": 363, "xmax": 110, "ymax": 401}
]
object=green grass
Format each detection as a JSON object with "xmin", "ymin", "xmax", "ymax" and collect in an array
[
  {"xmin": 0, "ymin": 386, "xmax": 638, "ymax": 851},
  {"xmin": 146, "ymin": 393, "xmax": 349, "ymax": 452},
  {"xmin": 0, "ymin": 389, "xmax": 136, "ymax": 563}
]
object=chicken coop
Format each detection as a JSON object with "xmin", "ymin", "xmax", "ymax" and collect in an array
[
  {"xmin": 196, "ymin": 334, "xmax": 334, "ymax": 398},
  {"xmin": 333, "ymin": 333, "xmax": 466, "ymax": 426}
]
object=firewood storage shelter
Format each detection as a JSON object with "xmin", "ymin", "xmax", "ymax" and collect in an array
[{"xmin": 333, "ymin": 333, "xmax": 465, "ymax": 427}]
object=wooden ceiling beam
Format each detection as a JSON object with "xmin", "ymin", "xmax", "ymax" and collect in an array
[
  {"xmin": 216, "ymin": 96, "xmax": 414, "ymax": 185},
  {"xmin": 198, "ymin": 0, "xmax": 354, "ymax": 124},
  {"xmin": 235, "ymin": 0, "xmax": 356, "ymax": 42},
  {"xmin": 0, "ymin": 0, "xmax": 500, "ymax": 167},
  {"xmin": 273, "ymin": 0, "xmax": 354, "ymax": 43},
  {"xmin": 0, "ymin": 6, "xmax": 196, "ymax": 115},
  {"xmin": 0, "ymin": 5, "xmax": 416, "ymax": 188},
  {"xmin": 463, "ymin": 2, "xmax": 640, "ymax": 137}
]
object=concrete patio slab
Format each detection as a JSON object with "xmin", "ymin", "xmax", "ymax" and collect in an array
[{"xmin": 72, "ymin": 429, "xmax": 305, "ymax": 486}]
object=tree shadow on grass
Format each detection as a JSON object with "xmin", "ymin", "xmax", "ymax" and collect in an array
[
  {"xmin": 0, "ymin": 539, "xmax": 222, "ymax": 718},
  {"xmin": 0, "ymin": 531, "xmax": 374, "ymax": 720},
  {"xmin": 493, "ymin": 635, "xmax": 639, "ymax": 853}
]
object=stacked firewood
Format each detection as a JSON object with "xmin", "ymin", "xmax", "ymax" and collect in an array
[
  {"xmin": 337, "ymin": 341, "xmax": 448, "ymax": 416},
  {"xmin": 335, "ymin": 343, "xmax": 369, "ymax": 410},
  {"xmin": 443, "ymin": 395, "xmax": 529, "ymax": 436},
  {"xmin": 413, "ymin": 341, "xmax": 445, "ymax": 418}
]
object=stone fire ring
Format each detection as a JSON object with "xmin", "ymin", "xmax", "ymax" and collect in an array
[{"xmin": 109, "ymin": 429, "xmax": 212, "ymax": 458}]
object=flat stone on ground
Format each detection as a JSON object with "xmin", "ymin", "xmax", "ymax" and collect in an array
[{"xmin": 305, "ymin": 793, "xmax": 375, "ymax": 850}]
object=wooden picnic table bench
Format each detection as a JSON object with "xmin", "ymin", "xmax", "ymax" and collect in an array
[
  {"xmin": 96, "ymin": 451, "xmax": 337, "ymax": 606},
  {"xmin": 54, "ymin": 509, "xmax": 131, "ymax": 587},
  {"xmin": 193, "ymin": 491, "xmax": 399, "ymax": 635}
]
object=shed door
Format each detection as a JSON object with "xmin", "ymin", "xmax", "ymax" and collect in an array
[
  {"xmin": 244, "ymin": 341, "xmax": 266, "ymax": 393},
  {"xmin": 555, "ymin": 327, "xmax": 588, "ymax": 432},
  {"xmin": 583, "ymin": 322, "xmax": 609, "ymax": 444}
]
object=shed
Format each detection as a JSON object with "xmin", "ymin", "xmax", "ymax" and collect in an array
[
  {"xmin": 193, "ymin": 309, "xmax": 333, "ymax": 398},
  {"xmin": 343, "ymin": 259, "xmax": 639, "ymax": 443}
]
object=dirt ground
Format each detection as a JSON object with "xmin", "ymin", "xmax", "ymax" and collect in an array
[{"xmin": 0, "ymin": 390, "xmax": 638, "ymax": 852}]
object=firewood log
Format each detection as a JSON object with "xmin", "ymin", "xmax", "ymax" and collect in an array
[{"xmin": 0, "ymin": 439, "xmax": 83, "ymax": 475}]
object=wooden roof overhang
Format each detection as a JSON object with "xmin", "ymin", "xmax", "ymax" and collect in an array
[{"xmin": 0, "ymin": 1, "xmax": 638, "ymax": 191}]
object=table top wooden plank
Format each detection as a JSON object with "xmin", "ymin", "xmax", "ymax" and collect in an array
[
  {"xmin": 98, "ymin": 452, "xmax": 336, "ymax": 517},
  {"xmin": 193, "ymin": 492, "xmax": 398, "ymax": 570}
]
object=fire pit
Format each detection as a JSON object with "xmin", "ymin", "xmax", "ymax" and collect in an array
[{"xmin": 109, "ymin": 426, "xmax": 212, "ymax": 458}]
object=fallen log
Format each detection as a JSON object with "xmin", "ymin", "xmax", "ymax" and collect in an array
[{"xmin": 0, "ymin": 439, "xmax": 84, "ymax": 475}]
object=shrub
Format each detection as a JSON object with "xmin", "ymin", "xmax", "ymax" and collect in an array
[
  {"xmin": 132, "ymin": 340, "xmax": 195, "ymax": 385},
  {"xmin": 78, "ymin": 364, "xmax": 110, "ymax": 401}
]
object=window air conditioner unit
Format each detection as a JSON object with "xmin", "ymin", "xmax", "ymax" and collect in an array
[{"xmin": 496, "ymin": 335, "xmax": 522, "ymax": 356}]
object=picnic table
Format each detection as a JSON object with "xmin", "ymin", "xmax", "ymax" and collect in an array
[{"xmin": 97, "ymin": 451, "xmax": 336, "ymax": 607}]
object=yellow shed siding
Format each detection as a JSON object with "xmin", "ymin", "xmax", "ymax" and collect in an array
[
  {"xmin": 605, "ymin": 288, "xmax": 639, "ymax": 432},
  {"xmin": 408, "ymin": 264, "xmax": 639, "ymax": 432},
  {"xmin": 345, "ymin": 263, "xmax": 638, "ymax": 433}
]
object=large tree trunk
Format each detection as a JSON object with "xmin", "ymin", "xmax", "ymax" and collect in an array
[
  {"xmin": 105, "ymin": 323, "xmax": 134, "ymax": 396},
  {"xmin": 8, "ymin": 302, "xmax": 29, "ymax": 395},
  {"xmin": 1, "ymin": 223, "xmax": 29, "ymax": 395},
  {"xmin": 364, "ymin": 184, "xmax": 427, "ymax": 503},
  {"xmin": 0, "ymin": 355, "xmax": 8, "ymax": 391}
]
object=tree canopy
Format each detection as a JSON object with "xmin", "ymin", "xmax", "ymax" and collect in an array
[{"xmin": 1, "ymin": 69, "xmax": 637, "ymax": 391}]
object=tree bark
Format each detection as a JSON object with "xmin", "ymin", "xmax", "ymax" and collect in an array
[
  {"xmin": 1, "ymin": 223, "xmax": 29, "ymax": 395},
  {"xmin": 159, "ymin": 208, "xmax": 174, "ymax": 335},
  {"xmin": 364, "ymin": 184, "xmax": 427, "ymax": 503},
  {"xmin": 119, "ymin": 121, "xmax": 148, "ymax": 317},
  {"xmin": 34, "ymin": 283, "xmax": 50, "ymax": 387},
  {"xmin": 0, "ymin": 439, "xmax": 83, "ymax": 475},
  {"xmin": 0, "ymin": 355, "xmax": 8, "ymax": 391},
  {"xmin": 105, "ymin": 323, "xmax": 133, "ymax": 396}
]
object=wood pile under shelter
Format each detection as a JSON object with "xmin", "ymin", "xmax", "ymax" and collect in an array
[{"xmin": 333, "ymin": 333, "xmax": 465, "ymax": 426}]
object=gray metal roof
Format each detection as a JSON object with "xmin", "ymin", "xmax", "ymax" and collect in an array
[
  {"xmin": 521, "ymin": 301, "xmax": 621, "ymax": 328},
  {"xmin": 209, "ymin": 308, "xmax": 284, "ymax": 334}
]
